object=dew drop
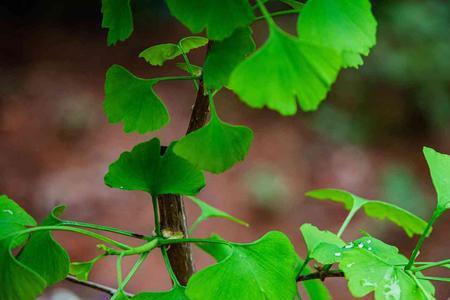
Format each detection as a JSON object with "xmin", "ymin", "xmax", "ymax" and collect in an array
[
  {"xmin": 345, "ymin": 242, "xmax": 354, "ymax": 249},
  {"xmin": 368, "ymin": 247, "xmax": 372, "ymax": 251},
  {"xmin": 3, "ymin": 209, "xmax": 13, "ymax": 215},
  {"xmin": 367, "ymin": 239, "xmax": 372, "ymax": 244},
  {"xmin": 358, "ymin": 243, "xmax": 364, "ymax": 248},
  {"xmin": 346, "ymin": 263, "xmax": 354, "ymax": 268},
  {"xmin": 334, "ymin": 252, "xmax": 342, "ymax": 257},
  {"xmin": 119, "ymin": 186, "xmax": 125, "ymax": 189}
]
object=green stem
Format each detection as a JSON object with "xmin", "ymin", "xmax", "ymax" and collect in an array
[
  {"xmin": 255, "ymin": 9, "xmax": 300, "ymax": 21},
  {"xmin": 12, "ymin": 225, "xmax": 131, "ymax": 250},
  {"xmin": 61, "ymin": 221, "xmax": 150, "ymax": 240},
  {"xmin": 297, "ymin": 256, "xmax": 311, "ymax": 278},
  {"xmin": 154, "ymin": 75, "xmax": 200, "ymax": 82},
  {"xmin": 177, "ymin": 45, "xmax": 199, "ymax": 90},
  {"xmin": 152, "ymin": 195, "xmax": 161, "ymax": 236},
  {"xmin": 337, "ymin": 206, "xmax": 360, "ymax": 238},
  {"xmin": 412, "ymin": 258, "xmax": 450, "ymax": 272},
  {"xmin": 162, "ymin": 246, "xmax": 181, "ymax": 287},
  {"xmin": 406, "ymin": 210, "xmax": 442, "ymax": 270},
  {"xmin": 116, "ymin": 252, "xmax": 150, "ymax": 294},
  {"xmin": 116, "ymin": 254, "xmax": 124, "ymax": 286},
  {"xmin": 415, "ymin": 275, "xmax": 450, "ymax": 283},
  {"xmin": 256, "ymin": 0, "xmax": 276, "ymax": 26}
]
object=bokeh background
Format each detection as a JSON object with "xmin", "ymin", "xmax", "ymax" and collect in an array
[{"xmin": 1, "ymin": 0, "xmax": 449, "ymax": 299}]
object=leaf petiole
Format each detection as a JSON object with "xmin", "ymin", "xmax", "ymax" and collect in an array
[
  {"xmin": 412, "ymin": 258, "xmax": 450, "ymax": 272},
  {"xmin": 255, "ymin": 9, "xmax": 301, "ymax": 22},
  {"xmin": 61, "ymin": 221, "xmax": 150, "ymax": 240}
]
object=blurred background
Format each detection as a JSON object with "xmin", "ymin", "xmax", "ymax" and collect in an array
[{"xmin": 0, "ymin": 0, "xmax": 449, "ymax": 299}]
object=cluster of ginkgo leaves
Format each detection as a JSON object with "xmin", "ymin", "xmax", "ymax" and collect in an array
[{"xmin": 1, "ymin": 0, "xmax": 449, "ymax": 300}]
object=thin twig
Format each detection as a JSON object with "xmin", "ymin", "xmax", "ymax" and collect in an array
[
  {"xmin": 65, "ymin": 275, "xmax": 134, "ymax": 297},
  {"xmin": 297, "ymin": 270, "xmax": 344, "ymax": 282}
]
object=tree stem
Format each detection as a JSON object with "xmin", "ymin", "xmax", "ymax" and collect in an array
[{"xmin": 157, "ymin": 42, "xmax": 212, "ymax": 285}]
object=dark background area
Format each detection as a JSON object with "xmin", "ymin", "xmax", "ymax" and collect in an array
[{"xmin": 1, "ymin": 0, "xmax": 449, "ymax": 299}]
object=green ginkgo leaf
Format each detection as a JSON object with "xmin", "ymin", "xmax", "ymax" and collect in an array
[
  {"xmin": 132, "ymin": 286, "xmax": 187, "ymax": 300},
  {"xmin": 423, "ymin": 147, "xmax": 450, "ymax": 212},
  {"xmin": 297, "ymin": 0, "xmax": 377, "ymax": 68},
  {"xmin": 306, "ymin": 189, "xmax": 428, "ymax": 237},
  {"xmin": 179, "ymin": 36, "xmax": 209, "ymax": 53},
  {"xmin": 280, "ymin": 0, "xmax": 304, "ymax": 10},
  {"xmin": 0, "ymin": 241, "xmax": 47, "ymax": 300},
  {"xmin": 0, "ymin": 195, "xmax": 36, "ymax": 247},
  {"xmin": 18, "ymin": 206, "xmax": 70, "ymax": 286},
  {"xmin": 340, "ymin": 249, "xmax": 435, "ymax": 299},
  {"xmin": 104, "ymin": 138, "xmax": 205, "ymax": 196},
  {"xmin": 173, "ymin": 104, "xmax": 253, "ymax": 173},
  {"xmin": 188, "ymin": 196, "xmax": 249, "ymax": 232},
  {"xmin": 101, "ymin": 0, "xmax": 133, "ymax": 46},
  {"xmin": 229, "ymin": 25, "xmax": 341, "ymax": 115},
  {"xmin": 165, "ymin": 0, "xmax": 254, "ymax": 40},
  {"xmin": 104, "ymin": 65, "xmax": 170, "ymax": 134},
  {"xmin": 186, "ymin": 231, "xmax": 299, "ymax": 300},
  {"xmin": 69, "ymin": 253, "xmax": 104, "ymax": 281},
  {"xmin": 203, "ymin": 27, "xmax": 255, "ymax": 89},
  {"xmin": 300, "ymin": 223, "xmax": 345, "ymax": 256},
  {"xmin": 139, "ymin": 44, "xmax": 182, "ymax": 66}
]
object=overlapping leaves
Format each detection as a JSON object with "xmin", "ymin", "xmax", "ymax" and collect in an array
[
  {"xmin": 104, "ymin": 65, "xmax": 170, "ymax": 134},
  {"xmin": 423, "ymin": 147, "xmax": 450, "ymax": 212},
  {"xmin": 186, "ymin": 231, "xmax": 300, "ymax": 300},
  {"xmin": 306, "ymin": 189, "xmax": 428, "ymax": 237},
  {"xmin": 229, "ymin": 25, "xmax": 341, "ymax": 115},
  {"xmin": 0, "ymin": 196, "xmax": 69, "ymax": 300},
  {"xmin": 165, "ymin": 0, "xmax": 254, "ymax": 40},
  {"xmin": 104, "ymin": 138, "xmax": 205, "ymax": 196},
  {"xmin": 298, "ymin": 0, "xmax": 377, "ymax": 67},
  {"xmin": 132, "ymin": 286, "xmax": 187, "ymax": 300}
]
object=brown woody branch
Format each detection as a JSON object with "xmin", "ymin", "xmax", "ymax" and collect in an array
[{"xmin": 297, "ymin": 269, "xmax": 344, "ymax": 282}]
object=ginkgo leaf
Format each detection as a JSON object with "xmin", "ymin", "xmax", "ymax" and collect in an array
[
  {"xmin": 179, "ymin": 36, "xmax": 209, "ymax": 53},
  {"xmin": 0, "ymin": 195, "xmax": 36, "ymax": 247},
  {"xmin": 306, "ymin": 189, "xmax": 428, "ymax": 237},
  {"xmin": 203, "ymin": 27, "xmax": 255, "ymax": 89},
  {"xmin": 18, "ymin": 206, "xmax": 70, "ymax": 286},
  {"xmin": 280, "ymin": 0, "xmax": 304, "ymax": 10},
  {"xmin": 300, "ymin": 223, "xmax": 345, "ymax": 256},
  {"xmin": 104, "ymin": 138, "xmax": 205, "ymax": 196},
  {"xmin": 101, "ymin": 0, "xmax": 133, "ymax": 46},
  {"xmin": 173, "ymin": 105, "xmax": 253, "ymax": 173},
  {"xmin": 188, "ymin": 196, "xmax": 249, "ymax": 232},
  {"xmin": 70, "ymin": 261, "xmax": 95, "ymax": 281},
  {"xmin": 132, "ymin": 286, "xmax": 187, "ymax": 300},
  {"xmin": 139, "ymin": 44, "xmax": 182, "ymax": 66},
  {"xmin": 104, "ymin": 65, "xmax": 170, "ymax": 134},
  {"xmin": 340, "ymin": 249, "xmax": 435, "ymax": 299},
  {"xmin": 186, "ymin": 231, "xmax": 300, "ymax": 300},
  {"xmin": 0, "ymin": 240, "xmax": 47, "ymax": 300},
  {"xmin": 229, "ymin": 25, "xmax": 341, "ymax": 115},
  {"xmin": 298, "ymin": 0, "xmax": 377, "ymax": 68},
  {"xmin": 165, "ymin": 0, "xmax": 254, "ymax": 40},
  {"xmin": 423, "ymin": 147, "xmax": 450, "ymax": 212},
  {"xmin": 313, "ymin": 236, "xmax": 408, "ymax": 266}
]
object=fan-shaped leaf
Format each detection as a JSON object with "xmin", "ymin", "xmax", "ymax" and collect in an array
[
  {"xmin": 104, "ymin": 65, "xmax": 170, "ymax": 134},
  {"xmin": 165, "ymin": 0, "xmax": 254, "ymax": 40},
  {"xmin": 306, "ymin": 189, "xmax": 428, "ymax": 237},
  {"xmin": 186, "ymin": 231, "xmax": 299, "ymax": 300},
  {"xmin": 300, "ymin": 223, "xmax": 345, "ymax": 255},
  {"xmin": 18, "ymin": 206, "xmax": 70, "ymax": 286},
  {"xmin": 179, "ymin": 36, "xmax": 209, "ymax": 53},
  {"xmin": 298, "ymin": 0, "xmax": 377, "ymax": 68},
  {"xmin": 341, "ymin": 249, "xmax": 435, "ymax": 299},
  {"xmin": 0, "ymin": 195, "xmax": 36, "ymax": 247},
  {"xmin": 196, "ymin": 234, "xmax": 232, "ymax": 262},
  {"xmin": 174, "ymin": 106, "xmax": 253, "ymax": 173},
  {"xmin": 139, "ymin": 44, "xmax": 181, "ymax": 66},
  {"xmin": 104, "ymin": 138, "xmax": 205, "ymax": 196},
  {"xmin": 101, "ymin": 0, "xmax": 133, "ymax": 46},
  {"xmin": 203, "ymin": 27, "xmax": 255, "ymax": 89},
  {"xmin": 229, "ymin": 25, "xmax": 341, "ymax": 115},
  {"xmin": 423, "ymin": 147, "xmax": 450, "ymax": 212}
]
